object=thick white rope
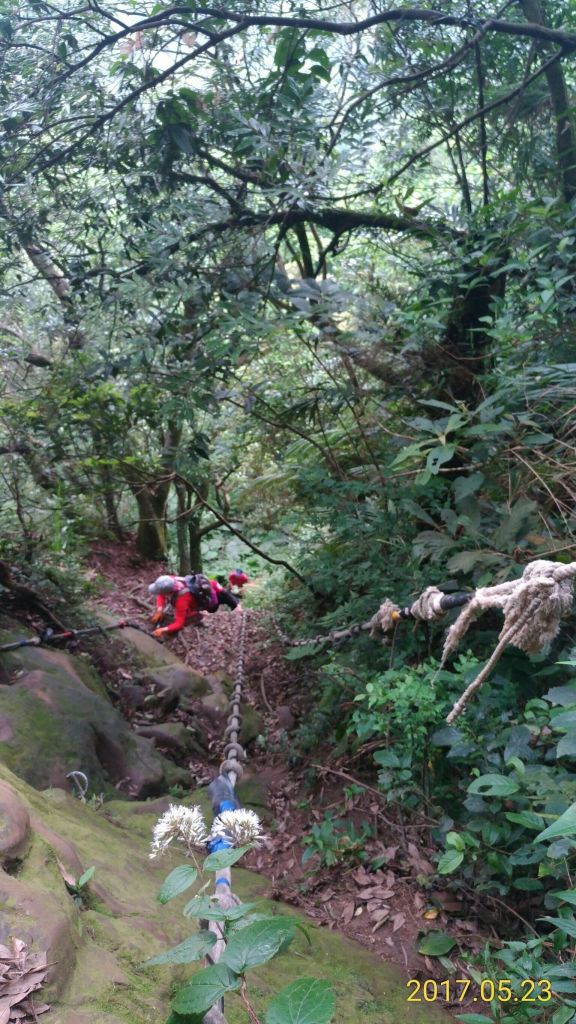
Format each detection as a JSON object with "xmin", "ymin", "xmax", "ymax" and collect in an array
[
  {"xmin": 444, "ymin": 560, "xmax": 576, "ymax": 721},
  {"xmin": 273, "ymin": 560, "xmax": 576, "ymax": 724}
]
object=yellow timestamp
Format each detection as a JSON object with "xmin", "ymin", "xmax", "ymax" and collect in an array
[{"xmin": 406, "ymin": 978, "xmax": 553, "ymax": 1003}]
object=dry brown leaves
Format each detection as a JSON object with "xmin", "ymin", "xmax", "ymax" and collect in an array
[
  {"xmin": 346, "ymin": 865, "xmax": 407, "ymax": 933},
  {"xmin": 0, "ymin": 939, "xmax": 50, "ymax": 1024}
]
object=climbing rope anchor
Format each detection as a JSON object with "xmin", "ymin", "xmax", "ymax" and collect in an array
[{"xmin": 272, "ymin": 559, "xmax": 576, "ymax": 723}]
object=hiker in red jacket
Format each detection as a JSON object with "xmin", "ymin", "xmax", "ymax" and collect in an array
[
  {"xmin": 149, "ymin": 574, "xmax": 238, "ymax": 638},
  {"xmin": 149, "ymin": 575, "xmax": 200, "ymax": 637},
  {"xmin": 229, "ymin": 567, "xmax": 249, "ymax": 589}
]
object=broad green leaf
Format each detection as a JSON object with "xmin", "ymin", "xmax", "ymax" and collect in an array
[
  {"xmin": 417, "ymin": 931, "xmax": 457, "ymax": 956},
  {"xmin": 172, "ymin": 964, "xmax": 240, "ymax": 1015},
  {"xmin": 309, "ymin": 64, "xmax": 331, "ymax": 82},
  {"xmin": 265, "ymin": 978, "xmax": 336, "ymax": 1024},
  {"xmin": 183, "ymin": 896, "xmax": 257, "ymax": 920},
  {"xmin": 308, "ymin": 46, "xmax": 330, "ymax": 69},
  {"xmin": 467, "ymin": 774, "xmax": 519, "ymax": 797},
  {"xmin": 446, "ymin": 551, "xmax": 503, "ymax": 574},
  {"xmin": 144, "ymin": 931, "xmax": 216, "ymax": 966},
  {"xmin": 228, "ymin": 912, "xmax": 279, "ymax": 932},
  {"xmin": 505, "ymin": 811, "xmax": 545, "ymax": 830},
  {"xmin": 158, "ymin": 865, "xmax": 198, "ymax": 904},
  {"xmin": 437, "ymin": 850, "xmax": 464, "ymax": 874},
  {"xmin": 541, "ymin": 916, "xmax": 576, "ymax": 938},
  {"xmin": 203, "ymin": 845, "xmax": 252, "ymax": 871},
  {"xmin": 549, "ymin": 890, "xmax": 576, "ymax": 907},
  {"xmin": 550, "ymin": 710, "xmax": 576, "ymax": 731},
  {"xmin": 221, "ymin": 916, "xmax": 296, "ymax": 972},
  {"xmin": 513, "ymin": 877, "xmax": 543, "ymax": 891},
  {"xmin": 456, "ymin": 1016, "xmax": 493, "ymax": 1024},
  {"xmin": 426, "ymin": 444, "xmax": 455, "ymax": 474},
  {"xmin": 535, "ymin": 803, "xmax": 576, "ymax": 843},
  {"xmin": 445, "ymin": 832, "xmax": 465, "ymax": 851},
  {"xmin": 557, "ymin": 733, "xmax": 576, "ymax": 758},
  {"xmin": 169, "ymin": 125, "xmax": 194, "ymax": 154},
  {"xmin": 545, "ymin": 685, "xmax": 576, "ymax": 706},
  {"xmin": 453, "ymin": 472, "xmax": 484, "ymax": 503},
  {"xmin": 77, "ymin": 866, "xmax": 95, "ymax": 888},
  {"xmin": 284, "ymin": 644, "xmax": 326, "ymax": 660},
  {"xmin": 551, "ymin": 1006, "xmax": 575, "ymax": 1024}
]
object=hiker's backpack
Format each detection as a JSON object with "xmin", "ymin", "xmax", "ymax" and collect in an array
[{"xmin": 184, "ymin": 573, "xmax": 215, "ymax": 611}]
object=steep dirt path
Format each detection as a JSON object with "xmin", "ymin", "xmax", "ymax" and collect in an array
[{"xmin": 84, "ymin": 542, "xmax": 478, "ymax": 1009}]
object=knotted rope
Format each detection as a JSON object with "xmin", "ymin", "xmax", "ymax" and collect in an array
[
  {"xmin": 272, "ymin": 560, "xmax": 576, "ymax": 724},
  {"xmin": 443, "ymin": 560, "xmax": 576, "ymax": 722}
]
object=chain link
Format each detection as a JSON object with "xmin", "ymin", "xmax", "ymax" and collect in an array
[
  {"xmin": 220, "ymin": 609, "xmax": 248, "ymax": 782},
  {"xmin": 270, "ymin": 612, "xmax": 369, "ymax": 648}
]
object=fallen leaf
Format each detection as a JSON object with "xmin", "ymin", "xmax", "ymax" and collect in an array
[
  {"xmin": 56, "ymin": 858, "xmax": 77, "ymax": 889},
  {"xmin": 341, "ymin": 901, "xmax": 356, "ymax": 925},
  {"xmin": 318, "ymin": 890, "xmax": 335, "ymax": 903},
  {"xmin": 406, "ymin": 842, "xmax": 434, "ymax": 875}
]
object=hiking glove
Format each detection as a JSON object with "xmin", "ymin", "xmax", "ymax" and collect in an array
[
  {"xmin": 152, "ymin": 627, "xmax": 167, "ymax": 638},
  {"xmin": 150, "ymin": 610, "xmax": 164, "ymax": 625}
]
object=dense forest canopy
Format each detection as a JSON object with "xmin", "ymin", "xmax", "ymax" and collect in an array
[{"xmin": 2, "ymin": 1, "xmax": 576, "ymax": 1007}]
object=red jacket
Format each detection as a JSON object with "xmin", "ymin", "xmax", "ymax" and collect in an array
[
  {"xmin": 155, "ymin": 579, "xmax": 200, "ymax": 634},
  {"xmin": 156, "ymin": 578, "xmax": 225, "ymax": 633},
  {"xmin": 229, "ymin": 571, "xmax": 249, "ymax": 587}
]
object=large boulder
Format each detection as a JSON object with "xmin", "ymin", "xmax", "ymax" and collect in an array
[
  {"xmin": 0, "ymin": 763, "xmax": 449, "ymax": 1024},
  {"xmin": 0, "ymin": 622, "xmax": 177, "ymax": 798},
  {"xmin": 138, "ymin": 663, "xmax": 211, "ymax": 711}
]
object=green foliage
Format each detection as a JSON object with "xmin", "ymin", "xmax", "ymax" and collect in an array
[
  {"xmin": 147, "ymin": 836, "xmax": 335, "ymax": 1024},
  {"xmin": 4, "ymin": 0, "xmax": 576, "ymax": 996},
  {"xmin": 158, "ymin": 865, "xmax": 198, "ymax": 904},
  {"xmin": 301, "ymin": 812, "xmax": 374, "ymax": 868},
  {"xmin": 416, "ymin": 932, "xmax": 457, "ymax": 957},
  {"xmin": 63, "ymin": 865, "xmax": 96, "ymax": 909},
  {"xmin": 265, "ymin": 978, "xmax": 336, "ymax": 1024},
  {"xmin": 450, "ymin": 800, "xmax": 576, "ymax": 1022}
]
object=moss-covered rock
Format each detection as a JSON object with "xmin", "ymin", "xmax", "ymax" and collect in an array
[
  {"xmin": 0, "ymin": 763, "xmax": 449, "ymax": 1024},
  {"xmin": 139, "ymin": 663, "xmax": 211, "ymax": 709},
  {"xmin": 239, "ymin": 705, "xmax": 264, "ymax": 746},
  {"xmin": 0, "ymin": 622, "xmax": 178, "ymax": 797}
]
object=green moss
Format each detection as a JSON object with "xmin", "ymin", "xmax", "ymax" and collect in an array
[{"xmin": 0, "ymin": 740, "xmax": 450, "ymax": 1024}]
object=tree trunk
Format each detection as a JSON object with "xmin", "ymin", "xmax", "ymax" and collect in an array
[
  {"xmin": 128, "ymin": 422, "xmax": 182, "ymax": 561},
  {"xmin": 427, "ymin": 245, "xmax": 507, "ymax": 403},
  {"xmin": 188, "ymin": 513, "xmax": 204, "ymax": 574},
  {"xmin": 519, "ymin": 0, "xmax": 576, "ymax": 202},
  {"xmin": 100, "ymin": 465, "xmax": 125, "ymax": 542},
  {"xmin": 131, "ymin": 484, "xmax": 170, "ymax": 561},
  {"xmin": 174, "ymin": 479, "xmax": 191, "ymax": 574}
]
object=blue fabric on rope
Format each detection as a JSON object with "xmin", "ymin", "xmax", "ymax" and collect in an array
[
  {"xmin": 216, "ymin": 799, "xmax": 237, "ymax": 814},
  {"xmin": 207, "ymin": 836, "xmax": 232, "ymax": 854}
]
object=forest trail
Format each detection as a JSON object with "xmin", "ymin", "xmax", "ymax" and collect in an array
[{"xmin": 85, "ymin": 542, "xmax": 481, "ymax": 995}]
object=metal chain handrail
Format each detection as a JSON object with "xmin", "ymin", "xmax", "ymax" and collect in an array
[{"xmin": 203, "ymin": 608, "xmax": 249, "ymax": 1024}]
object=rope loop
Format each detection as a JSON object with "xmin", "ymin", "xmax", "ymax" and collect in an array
[{"xmin": 220, "ymin": 758, "xmax": 244, "ymax": 778}]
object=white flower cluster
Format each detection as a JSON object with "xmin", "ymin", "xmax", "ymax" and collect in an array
[
  {"xmin": 149, "ymin": 804, "xmax": 208, "ymax": 859},
  {"xmin": 209, "ymin": 808, "xmax": 265, "ymax": 848}
]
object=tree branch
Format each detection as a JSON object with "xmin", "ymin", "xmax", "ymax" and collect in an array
[
  {"xmin": 389, "ymin": 46, "xmax": 565, "ymax": 185},
  {"xmin": 188, "ymin": 7, "xmax": 576, "ymax": 49},
  {"xmin": 173, "ymin": 473, "xmax": 309, "ymax": 587}
]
